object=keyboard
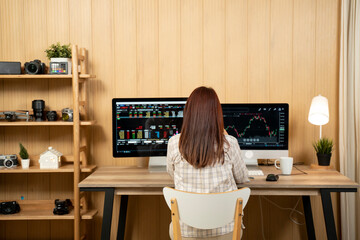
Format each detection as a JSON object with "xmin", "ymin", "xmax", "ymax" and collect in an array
[
  {"xmin": 247, "ymin": 165, "xmax": 264, "ymax": 176},
  {"xmin": 248, "ymin": 170, "xmax": 264, "ymax": 176}
]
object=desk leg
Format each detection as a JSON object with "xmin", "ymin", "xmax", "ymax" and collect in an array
[
  {"xmin": 80, "ymin": 187, "xmax": 115, "ymax": 240},
  {"xmin": 102, "ymin": 188, "xmax": 115, "ymax": 240},
  {"xmin": 320, "ymin": 189, "xmax": 337, "ymax": 240},
  {"xmin": 302, "ymin": 196, "xmax": 316, "ymax": 240},
  {"xmin": 117, "ymin": 195, "xmax": 129, "ymax": 240}
]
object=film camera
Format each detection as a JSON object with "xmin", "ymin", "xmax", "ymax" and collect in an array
[
  {"xmin": 24, "ymin": 60, "xmax": 46, "ymax": 74},
  {"xmin": 0, "ymin": 201, "xmax": 20, "ymax": 215},
  {"xmin": 53, "ymin": 199, "xmax": 73, "ymax": 215},
  {"xmin": 0, "ymin": 154, "xmax": 18, "ymax": 168},
  {"xmin": 61, "ymin": 108, "xmax": 73, "ymax": 122}
]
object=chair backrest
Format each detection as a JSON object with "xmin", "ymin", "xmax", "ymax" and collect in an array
[{"xmin": 163, "ymin": 187, "xmax": 251, "ymax": 229}]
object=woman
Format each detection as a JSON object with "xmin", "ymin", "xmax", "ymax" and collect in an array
[{"xmin": 167, "ymin": 86, "xmax": 249, "ymax": 239}]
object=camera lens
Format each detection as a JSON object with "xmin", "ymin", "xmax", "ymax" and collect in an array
[
  {"xmin": 32, "ymin": 100, "xmax": 45, "ymax": 121},
  {"xmin": 4, "ymin": 159, "xmax": 13, "ymax": 168},
  {"xmin": 47, "ymin": 111, "xmax": 57, "ymax": 121},
  {"xmin": 27, "ymin": 63, "xmax": 38, "ymax": 74}
]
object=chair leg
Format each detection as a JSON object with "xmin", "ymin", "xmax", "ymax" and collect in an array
[
  {"xmin": 233, "ymin": 198, "xmax": 243, "ymax": 240},
  {"xmin": 171, "ymin": 198, "xmax": 182, "ymax": 240}
]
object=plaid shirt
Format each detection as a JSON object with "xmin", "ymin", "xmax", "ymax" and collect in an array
[{"xmin": 166, "ymin": 134, "xmax": 249, "ymax": 238}]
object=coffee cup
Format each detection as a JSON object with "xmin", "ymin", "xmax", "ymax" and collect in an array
[{"xmin": 275, "ymin": 157, "xmax": 293, "ymax": 175}]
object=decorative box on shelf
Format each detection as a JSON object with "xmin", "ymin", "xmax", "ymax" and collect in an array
[{"xmin": 39, "ymin": 147, "xmax": 63, "ymax": 169}]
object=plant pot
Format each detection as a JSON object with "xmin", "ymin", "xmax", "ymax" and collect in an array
[
  {"xmin": 21, "ymin": 159, "xmax": 30, "ymax": 169},
  {"xmin": 50, "ymin": 58, "xmax": 72, "ymax": 75},
  {"xmin": 317, "ymin": 153, "xmax": 331, "ymax": 166}
]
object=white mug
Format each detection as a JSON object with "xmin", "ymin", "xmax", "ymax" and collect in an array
[{"xmin": 275, "ymin": 157, "xmax": 293, "ymax": 175}]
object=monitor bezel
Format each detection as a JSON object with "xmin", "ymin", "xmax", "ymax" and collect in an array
[
  {"xmin": 112, "ymin": 97, "xmax": 187, "ymax": 158},
  {"xmin": 221, "ymin": 103, "xmax": 289, "ymax": 150}
]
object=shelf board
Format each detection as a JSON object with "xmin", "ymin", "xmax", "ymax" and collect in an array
[
  {"xmin": 0, "ymin": 208, "xmax": 98, "ymax": 221},
  {"xmin": 0, "ymin": 120, "xmax": 96, "ymax": 126},
  {"xmin": 0, "ymin": 74, "xmax": 95, "ymax": 79},
  {"xmin": 0, "ymin": 200, "xmax": 97, "ymax": 221},
  {"xmin": 0, "ymin": 164, "xmax": 96, "ymax": 173}
]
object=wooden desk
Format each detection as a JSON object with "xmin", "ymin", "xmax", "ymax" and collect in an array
[{"xmin": 79, "ymin": 166, "xmax": 359, "ymax": 240}]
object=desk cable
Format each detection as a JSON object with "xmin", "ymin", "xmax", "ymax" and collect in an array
[
  {"xmin": 258, "ymin": 196, "xmax": 305, "ymax": 239},
  {"xmin": 293, "ymin": 165, "xmax": 308, "ymax": 175}
]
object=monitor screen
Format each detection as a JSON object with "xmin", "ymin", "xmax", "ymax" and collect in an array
[
  {"xmin": 112, "ymin": 98, "xmax": 187, "ymax": 157},
  {"xmin": 222, "ymin": 104, "xmax": 288, "ymax": 150}
]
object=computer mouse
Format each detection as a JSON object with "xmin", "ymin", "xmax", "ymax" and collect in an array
[{"xmin": 266, "ymin": 174, "xmax": 279, "ymax": 181}]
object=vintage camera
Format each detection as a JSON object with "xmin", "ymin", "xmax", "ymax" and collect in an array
[
  {"xmin": 61, "ymin": 108, "xmax": 73, "ymax": 122},
  {"xmin": 53, "ymin": 199, "xmax": 73, "ymax": 215},
  {"xmin": 24, "ymin": 60, "xmax": 46, "ymax": 74},
  {"xmin": 0, "ymin": 201, "xmax": 20, "ymax": 215},
  {"xmin": 46, "ymin": 111, "xmax": 57, "ymax": 121},
  {"xmin": 0, "ymin": 154, "xmax": 18, "ymax": 168}
]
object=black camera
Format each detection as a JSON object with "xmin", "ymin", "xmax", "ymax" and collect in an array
[
  {"xmin": 0, "ymin": 154, "xmax": 18, "ymax": 168},
  {"xmin": 24, "ymin": 60, "xmax": 46, "ymax": 74},
  {"xmin": 53, "ymin": 199, "xmax": 73, "ymax": 215},
  {"xmin": 0, "ymin": 201, "xmax": 20, "ymax": 215},
  {"xmin": 46, "ymin": 111, "xmax": 57, "ymax": 121}
]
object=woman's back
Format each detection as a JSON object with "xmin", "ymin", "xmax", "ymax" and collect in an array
[
  {"xmin": 167, "ymin": 134, "xmax": 248, "ymax": 238},
  {"xmin": 166, "ymin": 86, "xmax": 248, "ymax": 238},
  {"xmin": 167, "ymin": 134, "xmax": 248, "ymax": 193}
]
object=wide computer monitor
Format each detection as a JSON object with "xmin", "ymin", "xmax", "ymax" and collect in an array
[
  {"xmin": 222, "ymin": 103, "xmax": 289, "ymax": 165},
  {"xmin": 112, "ymin": 98, "xmax": 187, "ymax": 160}
]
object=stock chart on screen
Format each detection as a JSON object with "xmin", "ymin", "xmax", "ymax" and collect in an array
[
  {"xmin": 112, "ymin": 98, "xmax": 186, "ymax": 157},
  {"xmin": 222, "ymin": 104, "xmax": 288, "ymax": 150}
]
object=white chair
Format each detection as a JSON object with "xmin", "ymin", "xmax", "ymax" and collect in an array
[{"xmin": 163, "ymin": 187, "xmax": 251, "ymax": 240}]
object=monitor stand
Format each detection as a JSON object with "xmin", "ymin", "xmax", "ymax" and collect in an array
[
  {"xmin": 242, "ymin": 150, "xmax": 289, "ymax": 166},
  {"xmin": 148, "ymin": 156, "xmax": 167, "ymax": 172}
]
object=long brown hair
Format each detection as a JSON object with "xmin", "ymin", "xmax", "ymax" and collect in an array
[{"xmin": 179, "ymin": 86, "xmax": 227, "ymax": 168}]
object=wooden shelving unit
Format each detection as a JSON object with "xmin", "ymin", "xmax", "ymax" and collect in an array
[{"xmin": 0, "ymin": 46, "xmax": 95, "ymax": 240}]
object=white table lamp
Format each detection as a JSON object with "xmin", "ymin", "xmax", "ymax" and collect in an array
[{"xmin": 308, "ymin": 95, "xmax": 329, "ymax": 139}]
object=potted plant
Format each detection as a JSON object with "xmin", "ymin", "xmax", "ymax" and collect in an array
[
  {"xmin": 45, "ymin": 42, "xmax": 72, "ymax": 74},
  {"xmin": 19, "ymin": 143, "xmax": 30, "ymax": 169},
  {"xmin": 312, "ymin": 138, "xmax": 334, "ymax": 166}
]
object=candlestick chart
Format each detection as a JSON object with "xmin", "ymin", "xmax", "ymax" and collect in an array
[{"xmin": 224, "ymin": 111, "xmax": 285, "ymax": 146}]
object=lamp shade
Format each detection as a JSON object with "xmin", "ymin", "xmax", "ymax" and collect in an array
[{"xmin": 308, "ymin": 95, "xmax": 329, "ymax": 126}]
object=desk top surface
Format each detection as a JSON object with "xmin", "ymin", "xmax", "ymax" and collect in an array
[{"xmin": 79, "ymin": 165, "xmax": 359, "ymax": 189}]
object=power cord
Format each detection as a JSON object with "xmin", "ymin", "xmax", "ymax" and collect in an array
[
  {"xmin": 258, "ymin": 196, "xmax": 266, "ymax": 240},
  {"xmin": 258, "ymin": 196, "xmax": 305, "ymax": 239},
  {"xmin": 293, "ymin": 165, "xmax": 308, "ymax": 175}
]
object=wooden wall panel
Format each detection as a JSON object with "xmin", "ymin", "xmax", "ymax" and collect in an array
[
  {"xmin": 225, "ymin": 0, "xmax": 248, "ymax": 103},
  {"xmin": 91, "ymin": 0, "xmax": 114, "ymax": 167},
  {"xmin": 114, "ymin": 0, "xmax": 137, "ymax": 99},
  {"xmin": 247, "ymin": 0, "xmax": 270, "ymax": 103},
  {"xmin": 0, "ymin": 0, "xmax": 341, "ymax": 239},
  {"xmin": 136, "ymin": 0, "xmax": 159, "ymax": 97},
  {"xmin": 292, "ymin": 0, "xmax": 316, "ymax": 164},
  {"xmin": 159, "ymin": 0, "xmax": 181, "ymax": 97},
  {"xmin": 180, "ymin": 0, "xmax": 203, "ymax": 96},
  {"xmin": 203, "ymin": 0, "xmax": 226, "ymax": 101}
]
